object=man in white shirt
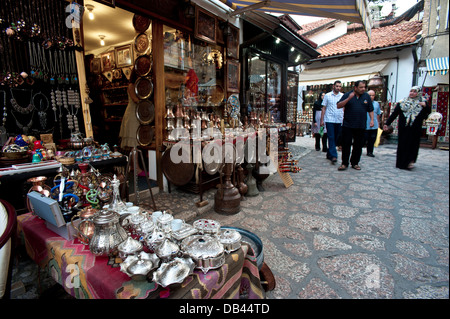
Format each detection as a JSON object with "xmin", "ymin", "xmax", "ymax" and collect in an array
[{"xmin": 320, "ymin": 81, "xmax": 344, "ymax": 163}]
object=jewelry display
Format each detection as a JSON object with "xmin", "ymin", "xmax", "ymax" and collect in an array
[
  {"xmin": 10, "ymin": 88, "xmax": 34, "ymax": 114},
  {"xmin": 1, "ymin": 90, "xmax": 7, "ymax": 126},
  {"xmin": 31, "ymin": 91, "xmax": 49, "ymax": 129}
]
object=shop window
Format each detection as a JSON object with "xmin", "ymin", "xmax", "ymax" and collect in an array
[
  {"xmin": 163, "ymin": 26, "xmax": 225, "ymax": 111},
  {"xmin": 247, "ymin": 54, "xmax": 283, "ymax": 123}
]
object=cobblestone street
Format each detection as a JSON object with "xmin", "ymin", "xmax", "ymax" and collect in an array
[{"xmin": 201, "ymin": 137, "xmax": 449, "ymax": 299}]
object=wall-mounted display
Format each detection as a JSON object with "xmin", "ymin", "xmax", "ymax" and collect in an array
[
  {"xmin": 226, "ymin": 60, "xmax": 240, "ymax": 93},
  {"xmin": 101, "ymin": 51, "xmax": 116, "ymax": 72},
  {"xmin": 195, "ymin": 7, "xmax": 217, "ymax": 44},
  {"xmin": 115, "ymin": 44, "xmax": 133, "ymax": 68},
  {"xmin": 226, "ymin": 24, "xmax": 239, "ymax": 60}
]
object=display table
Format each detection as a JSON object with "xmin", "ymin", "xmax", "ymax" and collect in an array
[
  {"xmin": 17, "ymin": 213, "xmax": 264, "ymax": 299},
  {"xmin": 0, "ymin": 156, "xmax": 127, "ymax": 214}
]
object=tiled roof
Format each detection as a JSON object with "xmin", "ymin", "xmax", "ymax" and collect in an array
[
  {"xmin": 316, "ymin": 20, "xmax": 422, "ymax": 58},
  {"xmin": 297, "ymin": 18, "xmax": 337, "ymax": 36}
]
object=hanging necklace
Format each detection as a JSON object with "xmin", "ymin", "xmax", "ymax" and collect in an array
[
  {"xmin": 33, "ymin": 91, "xmax": 49, "ymax": 129},
  {"xmin": 1, "ymin": 90, "xmax": 7, "ymax": 126},
  {"xmin": 10, "ymin": 88, "xmax": 34, "ymax": 114},
  {"xmin": 10, "ymin": 109, "xmax": 35, "ymax": 135}
]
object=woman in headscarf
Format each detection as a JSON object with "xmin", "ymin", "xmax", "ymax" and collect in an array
[{"xmin": 383, "ymin": 86, "xmax": 430, "ymax": 169}]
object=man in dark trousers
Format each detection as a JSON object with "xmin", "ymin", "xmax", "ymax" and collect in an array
[{"xmin": 336, "ymin": 80, "xmax": 374, "ymax": 171}]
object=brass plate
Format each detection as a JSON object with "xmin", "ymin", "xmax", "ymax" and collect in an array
[
  {"xmin": 136, "ymin": 100, "xmax": 155, "ymax": 125},
  {"xmin": 161, "ymin": 148, "xmax": 195, "ymax": 186},
  {"xmin": 134, "ymin": 32, "xmax": 151, "ymax": 55},
  {"xmin": 136, "ymin": 125, "xmax": 154, "ymax": 146},
  {"xmin": 135, "ymin": 77, "xmax": 153, "ymax": 100},
  {"xmin": 134, "ymin": 54, "xmax": 152, "ymax": 77},
  {"xmin": 132, "ymin": 14, "xmax": 151, "ymax": 33}
]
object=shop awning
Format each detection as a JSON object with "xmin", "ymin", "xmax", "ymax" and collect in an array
[
  {"xmin": 298, "ymin": 59, "xmax": 390, "ymax": 86},
  {"xmin": 225, "ymin": 0, "xmax": 373, "ymax": 41},
  {"xmin": 426, "ymin": 57, "xmax": 449, "ymax": 76}
]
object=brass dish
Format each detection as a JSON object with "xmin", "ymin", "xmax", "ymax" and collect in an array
[
  {"xmin": 136, "ymin": 100, "xmax": 155, "ymax": 124},
  {"xmin": 135, "ymin": 77, "xmax": 153, "ymax": 100}
]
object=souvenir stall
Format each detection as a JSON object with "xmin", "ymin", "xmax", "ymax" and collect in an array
[
  {"xmin": 2, "ymin": 0, "xmax": 273, "ymax": 299},
  {"xmin": 0, "ymin": 0, "xmax": 128, "ymax": 213}
]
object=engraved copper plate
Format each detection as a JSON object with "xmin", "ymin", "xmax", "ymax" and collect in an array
[
  {"xmin": 136, "ymin": 100, "xmax": 155, "ymax": 125},
  {"xmin": 132, "ymin": 14, "xmax": 151, "ymax": 33},
  {"xmin": 135, "ymin": 77, "xmax": 153, "ymax": 100},
  {"xmin": 136, "ymin": 125, "xmax": 154, "ymax": 146},
  {"xmin": 134, "ymin": 32, "xmax": 151, "ymax": 55},
  {"xmin": 135, "ymin": 54, "xmax": 152, "ymax": 77},
  {"xmin": 161, "ymin": 147, "xmax": 195, "ymax": 186}
]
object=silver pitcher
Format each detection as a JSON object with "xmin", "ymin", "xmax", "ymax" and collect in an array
[{"xmin": 89, "ymin": 210, "xmax": 128, "ymax": 256}]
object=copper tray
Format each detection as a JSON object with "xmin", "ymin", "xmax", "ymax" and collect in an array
[
  {"xmin": 136, "ymin": 100, "xmax": 155, "ymax": 124},
  {"xmin": 134, "ymin": 32, "xmax": 151, "ymax": 55},
  {"xmin": 132, "ymin": 14, "xmax": 151, "ymax": 33},
  {"xmin": 136, "ymin": 125, "xmax": 155, "ymax": 146},
  {"xmin": 135, "ymin": 54, "xmax": 152, "ymax": 77},
  {"xmin": 161, "ymin": 147, "xmax": 195, "ymax": 186},
  {"xmin": 135, "ymin": 77, "xmax": 153, "ymax": 100}
]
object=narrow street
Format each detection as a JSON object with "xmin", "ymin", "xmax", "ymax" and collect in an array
[{"xmin": 200, "ymin": 137, "xmax": 449, "ymax": 299}]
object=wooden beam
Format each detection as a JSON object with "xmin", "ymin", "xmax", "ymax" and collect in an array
[{"xmin": 152, "ymin": 20, "xmax": 165, "ymax": 190}]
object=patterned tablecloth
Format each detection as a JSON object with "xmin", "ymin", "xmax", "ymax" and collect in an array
[{"xmin": 17, "ymin": 213, "xmax": 264, "ymax": 299}]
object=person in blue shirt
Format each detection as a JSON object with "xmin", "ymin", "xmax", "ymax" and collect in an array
[
  {"xmin": 320, "ymin": 81, "xmax": 343, "ymax": 163},
  {"xmin": 336, "ymin": 80, "xmax": 374, "ymax": 171},
  {"xmin": 365, "ymin": 90, "xmax": 381, "ymax": 157}
]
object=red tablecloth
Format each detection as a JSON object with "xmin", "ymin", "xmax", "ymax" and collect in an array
[{"xmin": 17, "ymin": 213, "xmax": 264, "ymax": 299}]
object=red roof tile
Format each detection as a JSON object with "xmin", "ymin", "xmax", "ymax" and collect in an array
[
  {"xmin": 297, "ymin": 18, "xmax": 337, "ymax": 35},
  {"xmin": 316, "ymin": 20, "xmax": 422, "ymax": 58}
]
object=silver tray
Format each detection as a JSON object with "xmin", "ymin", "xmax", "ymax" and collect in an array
[
  {"xmin": 172, "ymin": 223, "xmax": 198, "ymax": 241},
  {"xmin": 152, "ymin": 256, "xmax": 195, "ymax": 287}
]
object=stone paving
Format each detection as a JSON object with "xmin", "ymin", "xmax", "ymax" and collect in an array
[
  {"xmin": 199, "ymin": 136, "xmax": 449, "ymax": 299},
  {"xmin": 10, "ymin": 136, "xmax": 449, "ymax": 299}
]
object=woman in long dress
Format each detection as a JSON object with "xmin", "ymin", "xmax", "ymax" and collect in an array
[
  {"xmin": 383, "ymin": 86, "xmax": 430, "ymax": 169},
  {"xmin": 119, "ymin": 69, "xmax": 144, "ymax": 174},
  {"xmin": 312, "ymin": 92, "xmax": 327, "ymax": 152}
]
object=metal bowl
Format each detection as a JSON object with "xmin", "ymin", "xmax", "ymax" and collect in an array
[
  {"xmin": 152, "ymin": 256, "xmax": 195, "ymax": 287},
  {"xmin": 218, "ymin": 228, "xmax": 242, "ymax": 253},
  {"xmin": 181, "ymin": 234, "xmax": 225, "ymax": 274}
]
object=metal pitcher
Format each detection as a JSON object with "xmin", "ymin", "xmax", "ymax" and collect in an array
[{"xmin": 89, "ymin": 210, "xmax": 128, "ymax": 256}]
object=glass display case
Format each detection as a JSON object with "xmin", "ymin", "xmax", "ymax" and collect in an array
[
  {"xmin": 246, "ymin": 54, "xmax": 283, "ymax": 123},
  {"xmin": 163, "ymin": 26, "xmax": 225, "ymax": 110}
]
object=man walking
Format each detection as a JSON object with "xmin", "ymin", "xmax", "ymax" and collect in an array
[
  {"xmin": 365, "ymin": 90, "xmax": 381, "ymax": 157},
  {"xmin": 336, "ymin": 80, "xmax": 374, "ymax": 171},
  {"xmin": 320, "ymin": 81, "xmax": 344, "ymax": 164}
]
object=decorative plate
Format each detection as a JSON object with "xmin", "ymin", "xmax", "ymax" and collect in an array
[
  {"xmin": 135, "ymin": 77, "xmax": 153, "ymax": 99},
  {"xmin": 132, "ymin": 14, "xmax": 151, "ymax": 33},
  {"xmin": 136, "ymin": 125, "xmax": 155, "ymax": 146},
  {"xmin": 136, "ymin": 100, "xmax": 155, "ymax": 124},
  {"xmin": 227, "ymin": 94, "xmax": 240, "ymax": 119},
  {"xmin": 134, "ymin": 32, "xmax": 151, "ymax": 55},
  {"xmin": 134, "ymin": 54, "xmax": 152, "ymax": 77}
]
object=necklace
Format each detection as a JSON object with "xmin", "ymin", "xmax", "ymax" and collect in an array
[
  {"xmin": 10, "ymin": 88, "xmax": 34, "ymax": 114},
  {"xmin": 33, "ymin": 91, "xmax": 49, "ymax": 129},
  {"xmin": 1, "ymin": 90, "xmax": 7, "ymax": 126}
]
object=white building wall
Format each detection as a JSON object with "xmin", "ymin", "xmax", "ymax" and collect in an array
[{"xmin": 307, "ymin": 21, "xmax": 348, "ymax": 46}]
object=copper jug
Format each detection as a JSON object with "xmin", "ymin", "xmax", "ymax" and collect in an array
[{"xmin": 73, "ymin": 206, "xmax": 98, "ymax": 245}]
